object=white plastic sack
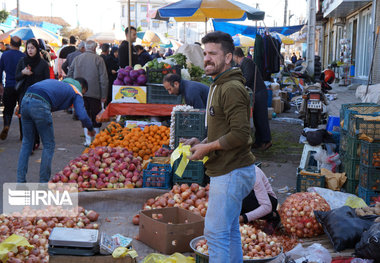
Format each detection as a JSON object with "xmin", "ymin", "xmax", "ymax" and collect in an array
[
  {"xmin": 356, "ymin": 84, "xmax": 380, "ymax": 104},
  {"xmin": 175, "ymin": 44, "xmax": 204, "ymax": 69},
  {"xmin": 307, "ymin": 187, "xmax": 367, "ymax": 209},
  {"xmin": 286, "ymin": 243, "xmax": 332, "ymax": 263}
]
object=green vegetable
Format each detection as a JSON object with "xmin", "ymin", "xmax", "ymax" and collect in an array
[{"xmin": 168, "ymin": 53, "xmax": 187, "ymax": 68}]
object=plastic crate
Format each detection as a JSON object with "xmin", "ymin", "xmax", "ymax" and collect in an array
[
  {"xmin": 342, "ymin": 156, "xmax": 360, "ymax": 181},
  {"xmin": 146, "ymin": 84, "xmax": 182, "ymax": 104},
  {"xmin": 343, "ymin": 179, "xmax": 359, "ymax": 194},
  {"xmin": 195, "ymin": 255, "xmax": 208, "ymax": 263},
  {"xmin": 358, "ymin": 185, "xmax": 380, "ymax": 205},
  {"xmin": 143, "ymin": 163, "xmax": 172, "ymax": 189},
  {"xmin": 345, "ymin": 134, "xmax": 362, "ymax": 159},
  {"xmin": 359, "ymin": 165, "xmax": 380, "ymax": 191},
  {"xmin": 146, "ymin": 65, "xmax": 181, "ymax": 84},
  {"xmin": 340, "ymin": 103, "xmax": 380, "ymax": 131},
  {"xmin": 296, "ymin": 170, "xmax": 325, "ymax": 192},
  {"xmin": 348, "ymin": 114, "xmax": 380, "ymax": 141},
  {"xmin": 339, "ymin": 130, "xmax": 348, "ymax": 155},
  {"xmin": 174, "ymin": 111, "xmax": 206, "ymax": 147},
  {"xmin": 360, "ymin": 140, "xmax": 380, "ymax": 168},
  {"xmin": 172, "ymin": 160, "xmax": 205, "ymax": 186}
]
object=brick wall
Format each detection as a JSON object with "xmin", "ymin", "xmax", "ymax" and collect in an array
[{"xmin": 372, "ymin": 0, "xmax": 380, "ymax": 84}]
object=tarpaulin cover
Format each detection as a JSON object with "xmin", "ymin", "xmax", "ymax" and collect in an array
[
  {"xmin": 212, "ymin": 21, "xmax": 304, "ymax": 37},
  {"xmin": 101, "ymin": 103, "xmax": 176, "ymax": 118}
]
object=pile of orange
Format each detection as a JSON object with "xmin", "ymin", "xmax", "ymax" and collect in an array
[{"xmin": 86, "ymin": 122, "xmax": 170, "ymax": 160}]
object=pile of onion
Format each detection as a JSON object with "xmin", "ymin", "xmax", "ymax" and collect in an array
[
  {"xmin": 195, "ymin": 224, "xmax": 282, "ymax": 259},
  {"xmin": 0, "ymin": 206, "xmax": 100, "ymax": 262},
  {"xmin": 279, "ymin": 192, "xmax": 330, "ymax": 238}
]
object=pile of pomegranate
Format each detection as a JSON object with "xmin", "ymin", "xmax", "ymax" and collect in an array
[
  {"xmin": 279, "ymin": 192, "xmax": 330, "ymax": 238},
  {"xmin": 50, "ymin": 146, "xmax": 143, "ymax": 191},
  {"xmin": 0, "ymin": 206, "xmax": 99, "ymax": 262}
]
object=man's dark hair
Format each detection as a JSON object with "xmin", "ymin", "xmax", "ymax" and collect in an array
[
  {"xmin": 75, "ymin": 77, "xmax": 88, "ymax": 92},
  {"xmin": 163, "ymin": 73, "xmax": 181, "ymax": 86},
  {"xmin": 69, "ymin": 36, "xmax": 77, "ymax": 45},
  {"xmin": 233, "ymin": 47, "xmax": 244, "ymax": 58},
  {"xmin": 201, "ymin": 31, "xmax": 234, "ymax": 55},
  {"xmin": 135, "ymin": 45, "xmax": 144, "ymax": 51},
  {"xmin": 10, "ymin": 36, "xmax": 21, "ymax": 48},
  {"xmin": 125, "ymin": 26, "xmax": 136, "ymax": 35},
  {"xmin": 101, "ymin": 43, "xmax": 110, "ymax": 53},
  {"xmin": 194, "ymin": 42, "xmax": 201, "ymax": 46},
  {"xmin": 62, "ymin": 38, "xmax": 68, "ymax": 45}
]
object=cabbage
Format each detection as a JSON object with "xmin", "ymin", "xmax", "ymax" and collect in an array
[
  {"xmin": 123, "ymin": 76, "xmax": 132, "ymax": 85},
  {"xmin": 129, "ymin": 70, "xmax": 139, "ymax": 80},
  {"xmin": 137, "ymin": 69, "xmax": 145, "ymax": 75},
  {"xmin": 134, "ymin": 64, "xmax": 142, "ymax": 70},
  {"xmin": 136, "ymin": 74, "xmax": 147, "ymax": 86},
  {"xmin": 113, "ymin": 79, "xmax": 124, "ymax": 85}
]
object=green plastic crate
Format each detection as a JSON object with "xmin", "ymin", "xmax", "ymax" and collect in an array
[
  {"xmin": 342, "ymin": 156, "xmax": 360, "ymax": 181},
  {"xmin": 359, "ymin": 164, "xmax": 380, "ymax": 191},
  {"xmin": 358, "ymin": 185, "xmax": 380, "ymax": 205},
  {"xmin": 360, "ymin": 140, "xmax": 380, "ymax": 168},
  {"xmin": 146, "ymin": 84, "xmax": 182, "ymax": 104},
  {"xmin": 172, "ymin": 160, "xmax": 205, "ymax": 186},
  {"xmin": 344, "ymin": 179, "xmax": 359, "ymax": 194},
  {"xmin": 340, "ymin": 103, "xmax": 380, "ymax": 131},
  {"xmin": 296, "ymin": 170, "xmax": 325, "ymax": 192},
  {"xmin": 146, "ymin": 65, "xmax": 181, "ymax": 84},
  {"xmin": 174, "ymin": 111, "xmax": 206, "ymax": 148},
  {"xmin": 348, "ymin": 114, "xmax": 380, "ymax": 141},
  {"xmin": 345, "ymin": 134, "xmax": 362, "ymax": 159},
  {"xmin": 339, "ymin": 130, "xmax": 348, "ymax": 155}
]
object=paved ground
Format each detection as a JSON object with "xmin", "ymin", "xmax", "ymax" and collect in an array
[{"xmin": 0, "ymin": 83, "xmax": 362, "ymax": 212}]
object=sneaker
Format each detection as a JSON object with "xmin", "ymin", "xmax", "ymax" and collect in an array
[
  {"xmin": 0, "ymin": 126, "xmax": 9, "ymax": 140},
  {"xmin": 83, "ymin": 142, "xmax": 90, "ymax": 147}
]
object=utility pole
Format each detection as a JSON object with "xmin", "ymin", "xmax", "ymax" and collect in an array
[
  {"xmin": 16, "ymin": 0, "xmax": 20, "ymax": 26},
  {"xmin": 284, "ymin": 0, "xmax": 288, "ymax": 26},
  {"xmin": 306, "ymin": 0, "xmax": 316, "ymax": 75},
  {"xmin": 50, "ymin": 2, "xmax": 53, "ymax": 24}
]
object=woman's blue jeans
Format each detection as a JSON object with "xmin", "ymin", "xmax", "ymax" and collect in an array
[
  {"xmin": 17, "ymin": 96, "xmax": 55, "ymax": 183},
  {"xmin": 205, "ymin": 164, "xmax": 256, "ymax": 263}
]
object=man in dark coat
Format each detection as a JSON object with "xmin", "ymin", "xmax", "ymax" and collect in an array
[
  {"xmin": 233, "ymin": 47, "xmax": 271, "ymax": 151},
  {"xmin": 135, "ymin": 45, "xmax": 152, "ymax": 66},
  {"xmin": 118, "ymin": 27, "xmax": 138, "ymax": 68}
]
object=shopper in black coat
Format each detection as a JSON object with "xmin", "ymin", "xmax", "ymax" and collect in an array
[{"xmin": 233, "ymin": 47, "xmax": 272, "ymax": 151}]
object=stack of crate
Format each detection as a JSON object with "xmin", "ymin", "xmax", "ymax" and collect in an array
[
  {"xmin": 339, "ymin": 103, "xmax": 380, "ymax": 194},
  {"xmin": 173, "ymin": 111, "xmax": 207, "ymax": 186}
]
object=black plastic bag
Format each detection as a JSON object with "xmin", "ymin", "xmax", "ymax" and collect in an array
[
  {"xmin": 314, "ymin": 206, "xmax": 377, "ymax": 252},
  {"xmin": 355, "ymin": 222, "xmax": 380, "ymax": 260}
]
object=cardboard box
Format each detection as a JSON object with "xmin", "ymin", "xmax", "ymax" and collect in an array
[
  {"xmin": 49, "ymin": 255, "xmax": 136, "ymax": 263},
  {"xmin": 112, "ymin": 85, "xmax": 147, "ymax": 103},
  {"xmin": 139, "ymin": 207, "xmax": 204, "ymax": 254},
  {"xmin": 272, "ymin": 97, "xmax": 282, "ymax": 114},
  {"xmin": 124, "ymin": 120, "xmax": 161, "ymax": 129}
]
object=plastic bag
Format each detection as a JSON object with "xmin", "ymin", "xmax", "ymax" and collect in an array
[
  {"xmin": 96, "ymin": 102, "xmax": 108, "ymax": 123},
  {"xmin": 142, "ymin": 252, "xmax": 195, "ymax": 263},
  {"xmin": 285, "ymin": 243, "xmax": 332, "ymax": 263},
  {"xmin": 307, "ymin": 187, "xmax": 367, "ymax": 210},
  {"xmin": 314, "ymin": 206, "xmax": 377, "ymax": 251},
  {"xmin": 0, "ymin": 234, "xmax": 34, "ymax": 262},
  {"xmin": 355, "ymin": 222, "xmax": 380, "ymax": 260},
  {"xmin": 321, "ymin": 168, "xmax": 346, "ymax": 191}
]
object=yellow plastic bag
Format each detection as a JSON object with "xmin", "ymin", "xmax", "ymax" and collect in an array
[
  {"xmin": 142, "ymin": 252, "xmax": 195, "ymax": 263},
  {"xmin": 345, "ymin": 195, "xmax": 368, "ymax": 208},
  {"xmin": 170, "ymin": 143, "xmax": 208, "ymax": 177},
  {"xmin": 0, "ymin": 234, "xmax": 34, "ymax": 262},
  {"xmin": 112, "ymin": 246, "xmax": 138, "ymax": 259}
]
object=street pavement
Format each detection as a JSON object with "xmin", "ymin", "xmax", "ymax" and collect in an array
[{"xmin": 0, "ymin": 83, "xmax": 363, "ymax": 212}]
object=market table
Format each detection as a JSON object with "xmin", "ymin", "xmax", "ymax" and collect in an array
[{"xmin": 101, "ymin": 103, "xmax": 178, "ymax": 119}]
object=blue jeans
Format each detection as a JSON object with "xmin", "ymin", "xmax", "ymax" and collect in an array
[
  {"xmin": 17, "ymin": 96, "xmax": 55, "ymax": 183},
  {"xmin": 205, "ymin": 164, "xmax": 256, "ymax": 263}
]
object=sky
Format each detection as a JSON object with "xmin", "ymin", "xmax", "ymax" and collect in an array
[{"xmin": 4, "ymin": 0, "xmax": 307, "ymax": 33}]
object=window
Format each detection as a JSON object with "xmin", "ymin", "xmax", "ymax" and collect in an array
[
  {"xmin": 121, "ymin": 5, "xmax": 125, "ymax": 17},
  {"xmin": 130, "ymin": 5, "xmax": 135, "ymax": 12},
  {"xmin": 141, "ymin": 20, "xmax": 148, "ymax": 28},
  {"xmin": 141, "ymin": 5, "xmax": 147, "ymax": 12},
  {"xmin": 131, "ymin": 20, "xmax": 136, "ymax": 27},
  {"xmin": 356, "ymin": 11, "xmax": 372, "ymax": 77}
]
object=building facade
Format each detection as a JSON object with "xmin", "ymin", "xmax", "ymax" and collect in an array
[{"xmin": 319, "ymin": 0, "xmax": 377, "ymax": 84}]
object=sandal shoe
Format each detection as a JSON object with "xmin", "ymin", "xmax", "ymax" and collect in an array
[
  {"xmin": 33, "ymin": 143, "xmax": 40, "ymax": 151},
  {"xmin": 0, "ymin": 126, "xmax": 9, "ymax": 140},
  {"xmin": 259, "ymin": 142, "xmax": 272, "ymax": 151}
]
